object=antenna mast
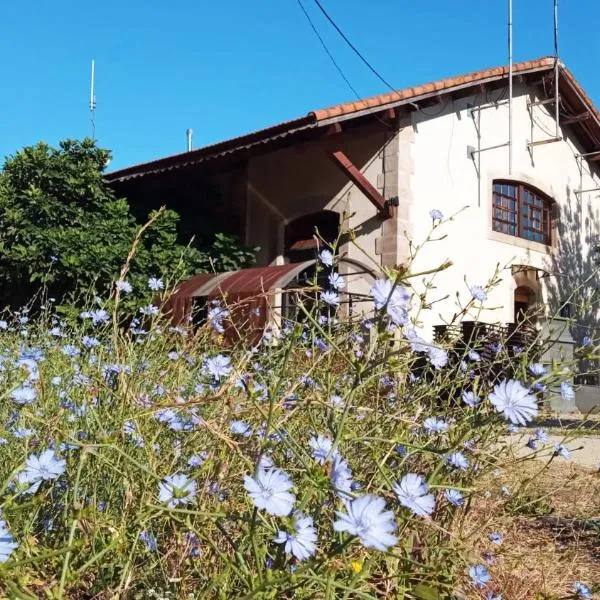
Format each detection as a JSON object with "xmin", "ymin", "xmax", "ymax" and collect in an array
[
  {"xmin": 508, "ymin": 0, "xmax": 513, "ymax": 175},
  {"xmin": 90, "ymin": 59, "xmax": 97, "ymax": 140},
  {"xmin": 554, "ymin": 0, "xmax": 560, "ymax": 139}
]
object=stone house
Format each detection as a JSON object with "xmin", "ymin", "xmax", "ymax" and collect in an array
[{"xmin": 107, "ymin": 57, "xmax": 600, "ymax": 411}]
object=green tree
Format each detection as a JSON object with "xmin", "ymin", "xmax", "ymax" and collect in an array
[{"xmin": 0, "ymin": 138, "xmax": 256, "ymax": 308}]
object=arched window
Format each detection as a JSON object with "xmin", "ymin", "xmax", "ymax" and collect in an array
[
  {"xmin": 284, "ymin": 211, "xmax": 340, "ymax": 263},
  {"xmin": 493, "ymin": 181, "xmax": 553, "ymax": 245}
]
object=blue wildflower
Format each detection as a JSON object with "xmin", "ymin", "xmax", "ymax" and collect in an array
[
  {"xmin": 427, "ymin": 346, "xmax": 448, "ymax": 369},
  {"xmin": 560, "ymin": 381, "xmax": 575, "ymax": 401},
  {"xmin": 207, "ymin": 305, "xmax": 228, "ymax": 333},
  {"xmin": 535, "ymin": 428, "xmax": 549, "ymax": 443},
  {"xmin": 61, "ymin": 345, "xmax": 80, "ymax": 358},
  {"xmin": 329, "ymin": 394, "xmax": 344, "ymax": 408},
  {"xmin": 526, "ymin": 438, "xmax": 538, "ymax": 450},
  {"xmin": 430, "ymin": 209, "xmax": 444, "ymax": 220},
  {"xmin": 89, "ymin": 309, "xmax": 109, "ymax": 325},
  {"xmin": 470, "ymin": 285, "xmax": 488, "ymax": 302},
  {"xmin": 12, "ymin": 427, "xmax": 34, "ymax": 439},
  {"xmin": 184, "ymin": 531, "xmax": 202, "ymax": 557},
  {"xmin": 423, "ymin": 417, "xmax": 448, "ymax": 434},
  {"xmin": 139, "ymin": 304, "xmax": 159, "ymax": 316},
  {"xmin": 188, "ymin": 452, "xmax": 208, "ymax": 468},
  {"xmin": 158, "ymin": 474, "xmax": 197, "ymax": 508},
  {"xmin": 230, "ymin": 420, "xmax": 252, "ymax": 437},
  {"xmin": 319, "ymin": 249, "xmax": 333, "ymax": 267},
  {"xmin": 462, "ymin": 391, "xmax": 480, "ymax": 407},
  {"xmin": 393, "ymin": 473, "xmax": 435, "ymax": 517},
  {"xmin": 405, "ymin": 328, "xmax": 428, "ymax": 353},
  {"xmin": 489, "ymin": 531, "xmax": 504, "ymax": 545},
  {"xmin": 148, "ymin": 277, "xmax": 164, "ymax": 291},
  {"xmin": 371, "ymin": 279, "xmax": 410, "ymax": 326},
  {"xmin": 489, "ymin": 379, "xmax": 538, "ymax": 425},
  {"xmin": 82, "ymin": 336, "xmax": 100, "ymax": 349},
  {"xmin": 528, "ymin": 363, "xmax": 547, "ymax": 377},
  {"xmin": 11, "ymin": 384, "xmax": 37, "ymax": 405},
  {"xmin": 273, "ymin": 513, "xmax": 318, "ymax": 561},
  {"xmin": 444, "ymin": 489, "xmax": 464, "ymax": 506},
  {"xmin": 573, "ymin": 582, "xmax": 592, "ymax": 599},
  {"xmin": 333, "ymin": 494, "xmax": 397, "ymax": 551},
  {"xmin": 204, "ymin": 354, "xmax": 232, "ymax": 381},
  {"xmin": 0, "ymin": 520, "xmax": 18, "ymax": 562},
  {"xmin": 331, "ymin": 454, "xmax": 353, "ymax": 499},
  {"xmin": 244, "ymin": 467, "xmax": 296, "ymax": 517},
  {"xmin": 320, "ymin": 290, "xmax": 340, "ymax": 307},
  {"xmin": 309, "ymin": 435, "xmax": 337, "ymax": 464},
  {"xmin": 139, "ymin": 530, "xmax": 157, "ymax": 552},
  {"xmin": 258, "ymin": 454, "xmax": 274, "ymax": 469},
  {"xmin": 115, "ymin": 280, "xmax": 133, "ymax": 293},
  {"xmin": 447, "ymin": 451, "xmax": 469, "ymax": 471},
  {"xmin": 17, "ymin": 450, "xmax": 66, "ymax": 494},
  {"xmin": 328, "ymin": 272, "xmax": 345, "ymax": 290},
  {"xmin": 469, "ymin": 564, "xmax": 491, "ymax": 588},
  {"xmin": 554, "ymin": 444, "xmax": 571, "ymax": 460},
  {"xmin": 468, "ymin": 349, "xmax": 481, "ymax": 361}
]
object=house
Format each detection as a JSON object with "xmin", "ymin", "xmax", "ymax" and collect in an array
[{"xmin": 106, "ymin": 56, "xmax": 600, "ymax": 412}]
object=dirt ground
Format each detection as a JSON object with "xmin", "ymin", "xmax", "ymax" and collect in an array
[{"xmin": 464, "ymin": 438, "xmax": 600, "ymax": 599}]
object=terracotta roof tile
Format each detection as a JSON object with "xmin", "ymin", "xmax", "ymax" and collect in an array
[
  {"xmin": 107, "ymin": 56, "xmax": 600, "ymax": 182},
  {"xmin": 310, "ymin": 57, "xmax": 556, "ymax": 121}
]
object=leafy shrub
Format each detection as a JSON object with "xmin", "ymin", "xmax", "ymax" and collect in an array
[
  {"xmin": 0, "ymin": 139, "xmax": 257, "ymax": 310},
  {"xmin": 0, "ymin": 215, "xmax": 589, "ymax": 599}
]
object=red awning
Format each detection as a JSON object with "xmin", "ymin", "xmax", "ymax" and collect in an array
[
  {"xmin": 163, "ymin": 261, "xmax": 316, "ymax": 332},
  {"xmin": 163, "ymin": 258, "xmax": 376, "ymax": 344}
]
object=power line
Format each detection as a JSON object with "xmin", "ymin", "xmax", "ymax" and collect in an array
[
  {"xmin": 296, "ymin": 0, "xmax": 396, "ymax": 133},
  {"xmin": 296, "ymin": 0, "xmax": 360, "ymax": 99},
  {"xmin": 311, "ymin": 0, "xmax": 396, "ymax": 92}
]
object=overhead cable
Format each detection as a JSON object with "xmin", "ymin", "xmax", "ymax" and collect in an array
[{"xmin": 311, "ymin": 0, "xmax": 397, "ymax": 92}]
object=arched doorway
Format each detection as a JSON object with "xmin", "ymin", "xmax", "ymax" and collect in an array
[
  {"xmin": 514, "ymin": 286, "xmax": 537, "ymax": 323},
  {"xmin": 284, "ymin": 211, "xmax": 340, "ymax": 264}
]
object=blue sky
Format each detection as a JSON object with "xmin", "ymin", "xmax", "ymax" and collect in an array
[{"xmin": 2, "ymin": 1, "xmax": 599, "ymax": 170}]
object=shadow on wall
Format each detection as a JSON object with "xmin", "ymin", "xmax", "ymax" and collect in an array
[{"xmin": 542, "ymin": 185, "xmax": 600, "ymax": 345}]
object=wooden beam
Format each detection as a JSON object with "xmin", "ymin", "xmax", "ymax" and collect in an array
[
  {"xmin": 329, "ymin": 150, "xmax": 390, "ymax": 218},
  {"xmin": 325, "ymin": 123, "xmax": 342, "ymax": 136},
  {"xmin": 588, "ymin": 154, "xmax": 600, "ymax": 162},
  {"xmin": 562, "ymin": 112, "xmax": 591, "ymax": 125},
  {"xmin": 380, "ymin": 107, "xmax": 396, "ymax": 121}
]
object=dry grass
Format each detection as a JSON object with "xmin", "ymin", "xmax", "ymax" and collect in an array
[{"xmin": 462, "ymin": 459, "xmax": 600, "ymax": 599}]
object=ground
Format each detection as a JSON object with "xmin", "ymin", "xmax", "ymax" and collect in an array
[{"xmin": 466, "ymin": 420, "xmax": 600, "ymax": 599}]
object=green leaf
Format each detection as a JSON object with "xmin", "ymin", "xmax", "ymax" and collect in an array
[{"xmin": 411, "ymin": 584, "xmax": 441, "ymax": 600}]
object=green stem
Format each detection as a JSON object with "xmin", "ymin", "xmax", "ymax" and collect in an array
[{"xmin": 58, "ymin": 450, "xmax": 88, "ymax": 596}]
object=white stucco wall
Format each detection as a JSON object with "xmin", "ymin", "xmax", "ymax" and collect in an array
[{"xmin": 408, "ymin": 83, "xmax": 600, "ymax": 340}]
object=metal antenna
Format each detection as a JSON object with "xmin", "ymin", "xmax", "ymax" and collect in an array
[
  {"xmin": 508, "ymin": 0, "xmax": 513, "ymax": 175},
  {"xmin": 90, "ymin": 59, "xmax": 97, "ymax": 140},
  {"xmin": 554, "ymin": 0, "xmax": 560, "ymax": 139}
]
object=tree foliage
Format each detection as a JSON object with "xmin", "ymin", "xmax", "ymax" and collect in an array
[{"xmin": 0, "ymin": 139, "xmax": 257, "ymax": 308}]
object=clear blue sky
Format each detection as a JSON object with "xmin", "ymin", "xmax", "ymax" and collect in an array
[{"xmin": 2, "ymin": 1, "xmax": 599, "ymax": 170}]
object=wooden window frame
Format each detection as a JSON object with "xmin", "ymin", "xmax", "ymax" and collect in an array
[{"xmin": 492, "ymin": 180, "xmax": 553, "ymax": 246}]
